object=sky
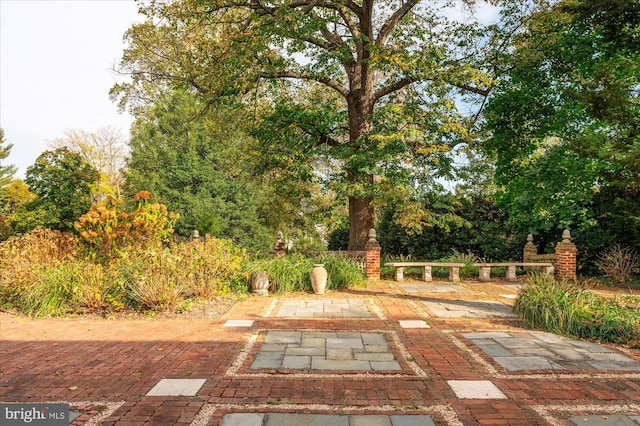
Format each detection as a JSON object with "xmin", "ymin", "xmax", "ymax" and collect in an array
[{"xmin": 0, "ymin": 0, "xmax": 142, "ymax": 177}]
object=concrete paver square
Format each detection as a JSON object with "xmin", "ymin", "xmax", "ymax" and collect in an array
[
  {"xmin": 493, "ymin": 355, "xmax": 558, "ymax": 371},
  {"xmin": 282, "ymin": 355, "xmax": 311, "ymax": 369},
  {"xmin": 311, "ymin": 358, "xmax": 371, "ymax": 370},
  {"xmin": 223, "ymin": 320, "xmax": 254, "ymax": 327},
  {"xmin": 326, "ymin": 338, "xmax": 364, "ymax": 349},
  {"xmin": 265, "ymin": 413, "xmax": 349, "ymax": 426},
  {"xmin": 145, "ymin": 378, "xmax": 206, "ymax": 396},
  {"xmin": 569, "ymin": 415, "xmax": 640, "ymax": 425},
  {"xmin": 390, "ymin": 415, "xmax": 436, "ymax": 426},
  {"xmin": 447, "ymin": 380, "xmax": 507, "ymax": 399},
  {"xmin": 350, "ymin": 414, "xmax": 392, "ymax": 425},
  {"xmin": 399, "ymin": 320, "xmax": 430, "ymax": 329},
  {"xmin": 221, "ymin": 413, "xmax": 265, "ymax": 426}
]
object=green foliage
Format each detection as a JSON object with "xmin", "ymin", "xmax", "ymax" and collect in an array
[
  {"xmin": 124, "ymin": 89, "xmax": 272, "ymax": 252},
  {"xmin": 378, "ymin": 194, "xmax": 525, "ymax": 261},
  {"xmin": 595, "ymin": 245, "xmax": 640, "ymax": 285},
  {"xmin": 484, "ymin": 0, "xmax": 640, "ymax": 262},
  {"xmin": 514, "ymin": 274, "xmax": 640, "ymax": 348},
  {"xmin": 0, "ymin": 128, "xmax": 17, "ymax": 188},
  {"xmin": 241, "ymin": 253, "xmax": 365, "ymax": 293},
  {"xmin": 24, "ymin": 148, "xmax": 100, "ymax": 232}
]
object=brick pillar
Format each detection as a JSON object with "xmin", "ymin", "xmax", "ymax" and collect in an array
[
  {"xmin": 555, "ymin": 229, "xmax": 577, "ymax": 280},
  {"xmin": 523, "ymin": 234, "xmax": 537, "ymax": 263},
  {"xmin": 364, "ymin": 228, "xmax": 381, "ymax": 281}
]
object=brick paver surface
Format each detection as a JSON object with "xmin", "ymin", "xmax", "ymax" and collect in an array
[{"xmin": 1, "ymin": 279, "xmax": 639, "ymax": 425}]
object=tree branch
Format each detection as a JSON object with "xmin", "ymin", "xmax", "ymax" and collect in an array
[
  {"xmin": 261, "ymin": 70, "xmax": 349, "ymax": 97},
  {"xmin": 376, "ymin": 0, "xmax": 421, "ymax": 46}
]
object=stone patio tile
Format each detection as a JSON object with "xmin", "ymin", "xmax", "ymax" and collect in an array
[
  {"xmin": 342, "ymin": 310, "xmax": 371, "ymax": 317},
  {"xmin": 586, "ymin": 361, "xmax": 640, "ymax": 371},
  {"xmin": 493, "ymin": 337, "xmax": 541, "ymax": 349},
  {"xmin": 365, "ymin": 345, "xmax": 390, "ymax": 353},
  {"xmin": 370, "ymin": 361, "xmax": 402, "ymax": 370},
  {"xmin": 285, "ymin": 347, "xmax": 326, "ymax": 356},
  {"xmin": 462, "ymin": 332, "xmax": 513, "ymax": 339},
  {"xmin": 447, "ymin": 380, "xmax": 507, "ymax": 399},
  {"xmin": 511, "ymin": 348, "xmax": 556, "ymax": 357},
  {"xmin": 265, "ymin": 414, "xmax": 348, "ymax": 426},
  {"xmin": 569, "ymin": 340, "xmax": 618, "ymax": 352},
  {"xmin": 586, "ymin": 352, "xmax": 637, "ymax": 362},
  {"xmin": 350, "ymin": 415, "xmax": 392, "ymax": 426},
  {"xmin": 301, "ymin": 338, "xmax": 326, "ymax": 348},
  {"xmin": 398, "ymin": 320, "xmax": 430, "ymax": 329},
  {"xmin": 327, "ymin": 338, "xmax": 364, "ymax": 349},
  {"xmin": 548, "ymin": 348, "xmax": 588, "ymax": 361},
  {"xmin": 390, "ymin": 415, "xmax": 436, "ymax": 426},
  {"xmin": 250, "ymin": 352, "xmax": 284, "ymax": 369},
  {"xmin": 311, "ymin": 359, "xmax": 371, "ymax": 370},
  {"xmin": 569, "ymin": 415, "xmax": 639, "ymax": 425},
  {"xmin": 338, "ymin": 332, "xmax": 364, "ymax": 338},
  {"xmin": 630, "ymin": 416, "xmax": 640, "ymax": 423},
  {"xmin": 295, "ymin": 309, "xmax": 317, "ymax": 317},
  {"xmin": 493, "ymin": 356, "xmax": 557, "ymax": 371},
  {"xmin": 223, "ymin": 320, "xmax": 255, "ymax": 327},
  {"xmin": 276, "ymin": 307, "xmax": 298, "ymax": 316},
  {"xmin": 303, "ymin": 331, "xmax": 338, "ymax": 339},
  {"xmin": 354, "ymin": 352, "xmax": 395, "ymax": 361},
  {"xmin": 527, "ymin": 331, "xmax": 569, "ymax": 344},
  {"xmin": 361, "ymin": 333, "xmax": 387, "ymax": 346},
  {"xmin": 221, "ymin": 413, "xmax": 265, "ymax": 426},
  {"xmin": 326, "ymin": 348, "xmax": 354, "ymax": 360},
  {"xmin": 282, "ymin": 355, "xmax": 311, "ymax": 369},
  {"xmin": 145, "ymin": 378, "xmax": 206, "ymax": 396},
  {"xmin": 474, "ymin": 343, "xmax": 514, "ymax": 357},
  {"xmin": 260, "ymin": 344, "xmax": 287, "ymax": 352},
  {"xmin": 264, "ymin": 331, "xmax": 301, "ymax": 344}
]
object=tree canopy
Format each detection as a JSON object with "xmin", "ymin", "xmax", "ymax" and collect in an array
[
  {"xmin": 0, "ymin": 128, "xmax": 17, "ymax": 188},
  {"xmin": 113, "ymin": 0, "xmax": 525, "ymax": 249}
]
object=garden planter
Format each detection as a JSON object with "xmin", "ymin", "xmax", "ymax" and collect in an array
[
  {"xmin": 251, "ymin": 271, "xmax": 270, "ymax": 296},
  {"xmin": 310, "ymin": 264, "xmax": 327, "ymax": 294}
]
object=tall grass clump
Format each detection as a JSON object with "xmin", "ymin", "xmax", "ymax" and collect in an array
[
  {"xmin": 515, "ymin": 274, "xmax": 640, "ymax": 348},
  {"xmin": 242, "ymin": 253, "xmax": 366, "ymax": 293},
  {"xmin": 443, "ymin": 249, "xmax": 481, "ymax": 278}
]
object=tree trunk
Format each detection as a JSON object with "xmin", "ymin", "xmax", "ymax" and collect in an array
[{"xmin": 348, "ymin": 195, "xmax": 375, "ymax": 251}]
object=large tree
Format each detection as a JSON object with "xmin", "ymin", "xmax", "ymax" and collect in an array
[
  {"xmin": 24, "ymin": 148, "xmax": 100, "ymax": 232},
  {"xmin": 484, "ymin": 0, "xmax": 640, "ymax": 266},
  {"xmin": 48, "ymin": 126, "xmax": 129, "ymax": 198},
  {"xmin": 113, "ymin": 0, "xmax": 521, "ymax": 249}
]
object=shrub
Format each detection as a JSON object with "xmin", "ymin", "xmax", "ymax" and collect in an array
[
  {"xmin": 0, "ymin": 228, "xmax": 78, "ymax": 291},
  {"xmin": 514, "ymin": 274, "xmax": 640, "ymax": 348},
  {"xmin": 443, "ymin": 249, "xmax": 481, "ymax": 279},
  {"xmin": 74, "ymin": 191, "xmax": 179, "ymax": 259},
  {"xmin": 595, "ymin": 244, "xmax": 639, "ymax": 284}
]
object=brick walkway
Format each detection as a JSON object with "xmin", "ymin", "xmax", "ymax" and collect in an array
[{"xmin": 1, "ymin": 279, "xmax": 639, "ymax": 425}]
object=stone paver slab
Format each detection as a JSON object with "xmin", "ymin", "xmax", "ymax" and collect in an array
[
  {"xmin": 493, "ymin": 356, "xmax": 558, "ymax": 371},
  {"xmin": 390, "ymin": 415, "xmax": 436, "ymax": 426},
  {"xmin": 145, "ymin": 378, "xmax": 206, "ymax": 396},
  {"xmin": 326, "ymin": 338, "xmax": 364, "ymax": 349},
  {"xmin": 399, "ymin": 320, "xmax": 430, "ymax": 329},
  {"xmin": 221, "ymin": 413, "xmax": 265, "ymax": 426},
  {"xmin": 447, "ymin": 380, "xmax": 507, "ymax": 399},
  {"xmin": 569, "ymin": 415, "xmax": 639, "ymax": 425},
  {"xmin": 265, "ymin": 414, "xmax": 349, "ymax": 426},
  {"xmin": 311, "ymin": 359, "xmax": 371, "ymax": 370},
  {"xmin": 282, "ymin": 355, "xmax": 311, "ymax": 369},
  {"xmin": 350, "ymin": 415, "xmax": 392, "ymax": 426}
]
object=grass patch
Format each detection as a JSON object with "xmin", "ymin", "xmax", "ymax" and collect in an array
[
  {"xmin": 241, "ymin": 253, "xmax": 366, "ymax": 293},
  {"xmin": 514, "ymin": 274, "xmax": 640, "ymax": 348}
]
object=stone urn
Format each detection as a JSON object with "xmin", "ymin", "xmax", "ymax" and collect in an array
[
  {"xmin": 310, "ymin": 264, "xmax": 327, "ymax": 295},
  {"xmin": 251, "ymin": 271, "xmax": 270, "ymax": 296}
]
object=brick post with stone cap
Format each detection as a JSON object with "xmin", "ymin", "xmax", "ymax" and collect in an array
[
  {"xmin": 555, "ymin": 229, "xmax": 577, "ymax": 280},
  {"xmin": 364, "ymin": 228, "xmax": 381, "ymax": 281},
  {"xmin": 523, "ymin": 234, "xmax": 538, "ymax": 263}
]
